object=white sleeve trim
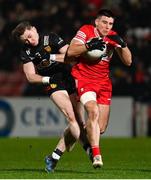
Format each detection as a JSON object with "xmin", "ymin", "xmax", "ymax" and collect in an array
[{"xmin": 73, "ymin": 37, "xmax": 85, "ymax": 44}]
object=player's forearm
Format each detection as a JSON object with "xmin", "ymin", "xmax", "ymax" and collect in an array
[
  {"xmin": 67, "ymin": 43, "xmax": 87, "ymax": 57},
  {"xmin": 25, "ymin": 73, "xmax": 44, "ymax": 83},
  {"xmin": 54, "ymin": 53, "xmax": 76, "ymax": 64},
  {"xmin": 117, "ymin": 47, "xmax": 132, "ymax": 66},
  {"xmin": 23, "ymin": 63, "xmax": 44, "ymax": 83},
  {"xmin": 64, "ymin": 43, "xmax": 87, "ymax": 64},
  {"xmin": 55, "ymin": 53, "xmax": 65, "ymax": 63}
]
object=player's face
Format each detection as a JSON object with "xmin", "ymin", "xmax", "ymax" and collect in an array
[
  {"xmin": 95, "ymin": 15, "xmax": 114, "ymax": 36},
  {"xmin": 20, "ymin": 27, "xmax": 39, "ymax": 46}
]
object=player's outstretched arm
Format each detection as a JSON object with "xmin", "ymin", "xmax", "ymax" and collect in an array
[
  {"xmin": 23, "ymin": 62, "xmax": 44, "ymax": 83},
  {"xmin": 67, "ymin": 39, "xmax": 87, "ymax": 57},
  {"xmin": 116, "ymin": 46, "xmax": 132, "ymax": 66},
  {"xmin": 107, "ymin": 33, "xmax": 132, "ymax": 66},
  {"xmin": 23, "ymin": 62, "xmax": 51, "ymax": 84}
]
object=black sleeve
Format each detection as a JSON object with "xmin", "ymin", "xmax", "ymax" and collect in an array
[
  {"xmin": 49, "ymin": 33, "xmax": 67, "ymax": 51},
  {"xmin": 20, "ymin": 50, "xmax": 32, "ymax": 64}
]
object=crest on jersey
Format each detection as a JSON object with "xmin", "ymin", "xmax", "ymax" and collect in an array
[
  {"xmin": 50, "ymin": 84, "xmax": 57, "ymax": 89},
  {"xmin": 44, "ymin": 46, "xmax": 51, "ymax": 53},
  {"xmin": 44, "ymin": 84, "xmax": 57, "ymax": 92}
]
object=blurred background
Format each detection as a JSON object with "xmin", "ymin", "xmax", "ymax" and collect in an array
[{"xmin": 0, "ymin": 0, "xmax": 151, "ymax": 137}]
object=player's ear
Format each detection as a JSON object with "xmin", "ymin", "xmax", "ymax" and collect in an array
[
  {"xmin": 95, "ymin": 18, "xmax": 99, "ymax": 27},
  {"xmin": 32, "ymin": 26, "xmax": 37, "ymax": 32}
]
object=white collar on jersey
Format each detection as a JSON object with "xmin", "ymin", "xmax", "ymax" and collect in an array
[{"xmin": 94, "ymin": 28, "xmax": 100, "ymax": 37}]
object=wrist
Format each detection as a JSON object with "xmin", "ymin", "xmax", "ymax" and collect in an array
[
  {"xmin": 121, "ymin": 42, "xmax": 127, "ymax": 48},
  {"xmin": 49, "ymin": 54, "xmax": 56, "ymax": 61},
  {"xmin": 42, "ymin": 76, "xmax": 50, "ymax": 84},
  {"xmin": 119, "ymin": 37, "xmax": 127, "ymax": 48}
]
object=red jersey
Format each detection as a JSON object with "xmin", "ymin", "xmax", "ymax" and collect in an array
[{"xmin": 72, "ymin": 25, "xmax": 116, "ymax": 81}]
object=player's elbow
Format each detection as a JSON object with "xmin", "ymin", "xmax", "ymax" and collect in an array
[
  {"xmin": 125, "ymin": 56, "xmax": 132, "ymax": 66},
  {"xmin": 26, "ymin": 77, "xmax": 34, "ymax": 83},
  {"xmin": 126, "ymin": 59, "xmax": 132, "ymax": 66},
  {"xmin": 119, "ymin": 47, "xmax": 132, "ymax": 66},
  {"xmin": 127, "ymin": 62, "xmax": 132, "ymax": 66},
  {"xmin": 122, "ymin": 53, "xmax": 132, "ymax": 66},
  {"xmin": 25, "ymin": 73, "xmax": 36, "ymax": 83}
]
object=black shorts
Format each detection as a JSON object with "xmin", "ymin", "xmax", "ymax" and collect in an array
[{"xmin": 44, "ymin": 72, "xmax": 76, "ymax": 96}]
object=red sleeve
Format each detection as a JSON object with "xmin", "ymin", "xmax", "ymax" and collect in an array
[{"xmin": 73, "ymin": 25, "xmax": 92, "ymax": 44}]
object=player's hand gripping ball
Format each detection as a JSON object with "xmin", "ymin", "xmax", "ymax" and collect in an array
[
  {"xmin": 86, "ymin": 46, "xmax": 106, "ymax": 60},
  {"xmin": 84, "ymin": 37, "xmax": 107, "ymax": 61}
]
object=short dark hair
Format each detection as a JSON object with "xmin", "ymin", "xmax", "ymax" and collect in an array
[
  {"xmin": 96, "ymin": 9, "xmax": 115, "ymax": 19},
  {"xmin": 11, "ymin": 21, "xmax": 32, "ymax": 44}
]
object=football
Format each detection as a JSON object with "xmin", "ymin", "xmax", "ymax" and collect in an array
[{"xmin": 84, "ymin": 45, "xmax": 107, "ymax": 60}]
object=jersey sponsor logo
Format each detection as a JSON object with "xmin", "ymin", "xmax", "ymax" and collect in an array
[
  {"xmin": 80, "ymin": 88, "xmax": 84, "ymax": 92},
  {"xmin": 26, "ymin": 49, "xmax": 30, "ymax": 55},
  {"xmin": 58, "ymin": 37, "xmax": 63, "ymax": 44},
  {"xmin": 44, "ymin": 36, "xmax": 49, "ymax": 46}
]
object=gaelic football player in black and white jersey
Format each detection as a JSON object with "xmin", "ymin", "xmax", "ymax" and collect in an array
[{"xmin": 12, "ymin": 21, "xmax": 92, "ymax": 172}]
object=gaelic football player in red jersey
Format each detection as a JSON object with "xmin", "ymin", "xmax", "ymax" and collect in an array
[{"xmin": 65, "ymin": 9, "xmax": 132, "ymax": 168}]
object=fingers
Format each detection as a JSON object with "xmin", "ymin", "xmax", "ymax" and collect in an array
[{"xmin": 106, "ymin": 34, "xmax": 127, "ymax": 48}]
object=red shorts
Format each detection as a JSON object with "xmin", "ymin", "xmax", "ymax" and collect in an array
[{"xmin": 75, "ymin": 78, "xmax": 112, "ymax": 105}]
